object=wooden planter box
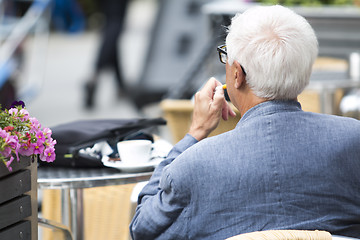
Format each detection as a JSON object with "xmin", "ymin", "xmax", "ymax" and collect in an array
[{"xmin": 0, "ymin": 156, "xmax": 38, "ymax": 240}]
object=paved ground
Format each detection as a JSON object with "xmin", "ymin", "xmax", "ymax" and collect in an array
[{"xmin": 21, "ymin": 0, "xmax": 172, "ymax": 141}]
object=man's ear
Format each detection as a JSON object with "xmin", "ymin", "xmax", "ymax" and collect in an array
[{"xmin": 233, "ymin": 60, "xmax": 245, "ymax": 89}]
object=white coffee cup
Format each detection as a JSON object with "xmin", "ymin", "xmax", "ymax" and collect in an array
[{"xmin": 117, "ymin": 140, "xmax": 152, "ymax": 164}]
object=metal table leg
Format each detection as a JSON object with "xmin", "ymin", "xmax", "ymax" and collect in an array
[
  {"xmin": 60, "ymin": 188, "xmax": 84, "ymax": 240},
  {"xmin": 61, "ymin": 189, "xmax": 70, "ymax": 227},
  {"xmin": 69, "ymin": 189, "xmax": 84, "ymax": 240}
]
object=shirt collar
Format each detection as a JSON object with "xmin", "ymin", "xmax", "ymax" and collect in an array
[{"xmin": 238, "ymin": 100, "xmax": 302, "ymax": 124}]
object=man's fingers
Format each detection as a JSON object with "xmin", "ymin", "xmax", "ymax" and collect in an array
[
  {"xmin": 213, "ymin": 85, "xmax": 237, "ymax": 121},
  {"xmin": 212, "ymin": 85, "xmax": 225, "ymax": 111},
  {"xmin": 228, "ymin": 103, "xmax": 237, "ymax": 117},
  {"xmin": 222, "ymin": 101, "xmax": 237, "ymax": 121},
  {"xmin": 222, "ymin": 106, "xmax": 229, "ymax": 121}
]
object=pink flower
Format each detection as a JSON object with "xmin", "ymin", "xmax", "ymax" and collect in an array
[
  {"xmin": 19, "ymin": 142, "xmax": 33, "ymax": 156},
  {"xmin": 5, "ymin": 156, "xmax": 14, "ymax": 171},
  {"xmin": 51, "ymin": 138, "xmax": 57, "ymax": 147},
  {"xmin": 0, "ymin": 128, "xmax": 8, "ymax": 138},
  {"xmin": 33, "ymin": 141, "xmax": 45, "ymax": 155},
  {"xmin": 0, "ymin": 130, "xmax": 19, "ymax": 159},
  {"xmin": 7, "ymin": 135, "xmax": 20, "ymax": 161},
  {"xmin": 7, "ymin": 134, "xmax": 19, "ymax": 149},
  {"xmin": 36, "ymin": 131, "xmax": 45, "ymax": 144},
  {"xmin": 45, "ymin": 138, "xmax": 57, "ymax": 148},
  {"xmin": 8, "ymin": 108, "xmax": 18, "ymax": 116},
  {"xmin": 29, "ymin": 117, "xmax": 41, "ymax": 131},
  {"xmin": 0, "ymin": 146, "xmax": 11, "ymax": 158},
  {"xmin": 0, "ymin": 130, "xmax": 11, "ymax": 157},
  {"xmin": 43, "ymin": 128, "xmax": 52, "ymax": 139},
  {"xmin": 19, "ymin": 109, "xmax": 30, "ymax": 121},
  {"xmin": 40, "ymin": 146, "xmax": 56, "ymax": 162}
]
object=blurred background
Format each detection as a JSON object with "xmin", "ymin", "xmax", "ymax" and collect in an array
[
  {"xmin": 0, "ymin": 0, "xmax": 160, "ymax": 127},
  {"xmin": 1, "ymin": 0, "xmax": 360, "ymax": 138},
  {"xmin": 1, "ymin": 0, "xmax": 360, "ymax": 239}
]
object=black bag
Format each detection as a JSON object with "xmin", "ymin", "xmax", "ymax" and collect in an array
[{"xmin": 39, "ymin": 118, "xmax": 166, "ymax": 168}]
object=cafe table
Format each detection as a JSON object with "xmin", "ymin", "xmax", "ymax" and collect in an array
[{"xmin": 37, "ymin": 167, "xmax": 153, "ymax": 240}]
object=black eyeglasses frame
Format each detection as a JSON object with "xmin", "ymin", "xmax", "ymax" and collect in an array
[{"xmin": 217, "ymin": 44, "xmax": 247, "ymax": 76}]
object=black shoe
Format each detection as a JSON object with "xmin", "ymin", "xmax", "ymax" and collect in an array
[{"xmin": 84, "ymin": 82, "xmax": 96, "ymax": 109}]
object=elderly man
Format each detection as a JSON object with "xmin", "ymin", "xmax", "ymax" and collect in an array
[{"xmin": 130, "ymin": 5, "xmax": 360, "ymax": 240}]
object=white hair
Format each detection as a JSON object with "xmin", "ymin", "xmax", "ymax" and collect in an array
[{"xmin": 226, "ymin": 5, "xmax": 318, "ymax": 100}]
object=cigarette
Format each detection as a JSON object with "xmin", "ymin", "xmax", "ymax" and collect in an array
[{"xmin": 215, "ymin": 84, "xmax": 227, "ymax": 92}]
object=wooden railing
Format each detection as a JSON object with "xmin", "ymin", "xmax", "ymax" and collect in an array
[{"xmin": 0, "ymin": 156, "xmax": 38, "ymax": 240}]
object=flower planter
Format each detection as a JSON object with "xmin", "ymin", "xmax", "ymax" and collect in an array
[
  {"xmin": 0, "ymin": 156, "xmax": 38, "ymax": 240},
  {"xmin": 0, "ymin": 102, "xmax": 55, "ymax": 240}
]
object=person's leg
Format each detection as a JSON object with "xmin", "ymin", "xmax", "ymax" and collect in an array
[
  {"xmin": 101, "ymin": 0, "xmax": 130, "ymax": 91},
  {"xmin": 84, "ymin": 0, "xmax": 130, "ymax": 108}
]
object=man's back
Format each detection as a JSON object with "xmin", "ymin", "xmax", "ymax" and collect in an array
[
  {"xmin": 130, "ymin": 5, "xmax": 358, "ymax": 239},
  {"xmin": 166, "ymin": 101, "xmax": 360, "ymax": 239}
]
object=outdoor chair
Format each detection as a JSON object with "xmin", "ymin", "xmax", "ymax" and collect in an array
[
  {"xmin": 38, "ymin": 217, "xmax": 73, "ymax": 240},
  {"xmin": 226, "ymin": 230, "xmax": 332, "ymax": 240}
]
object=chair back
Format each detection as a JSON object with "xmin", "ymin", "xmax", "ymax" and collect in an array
[{"xmin": 226, "ymin": 230, "xmax": 332, "ymax": 240}]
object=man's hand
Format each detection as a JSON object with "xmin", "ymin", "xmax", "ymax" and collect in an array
[{"xmin": 188, "ymin": 78, "xmax": 236, "ymax": 141}]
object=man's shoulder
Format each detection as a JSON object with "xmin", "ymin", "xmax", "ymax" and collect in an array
[
  {"xmin": 167, "ymin": 133, "xmax": 232, "ymax": 171},
  {"xmin": 308, "ymin": 111, "xmax": 360, "ymax": 127},
  {"xmin": 300, "ymin": 112, "xmax": 360, "ymax": 141}
]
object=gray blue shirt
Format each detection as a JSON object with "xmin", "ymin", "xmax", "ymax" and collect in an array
[{"xmin": 130, "ymin": 100, "xmax": 360, "ymax": 240}]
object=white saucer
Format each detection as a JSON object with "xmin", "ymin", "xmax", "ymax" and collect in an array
[
  {"xmin": 101, "ymin": 139, "xmax": 173, "ymax": 172},
  {"xmin": 101, "ymin": 156, "xmax": 163, "ymax": 173}
]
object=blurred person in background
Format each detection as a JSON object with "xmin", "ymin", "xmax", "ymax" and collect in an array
[
  {"xmin": 129, "ymin": 5, "xmax": 360, "ymax": 240},
  {"xmin": 0, "ymin": 0, "xmax": 29, "ymax": 108},
  {"xmin": 83, "ymin": 0, "xmax": 130, "ymax": 109},
  {"xmin": 51, "ymin": 0, "xmax": 85, "ymax": 33}
]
